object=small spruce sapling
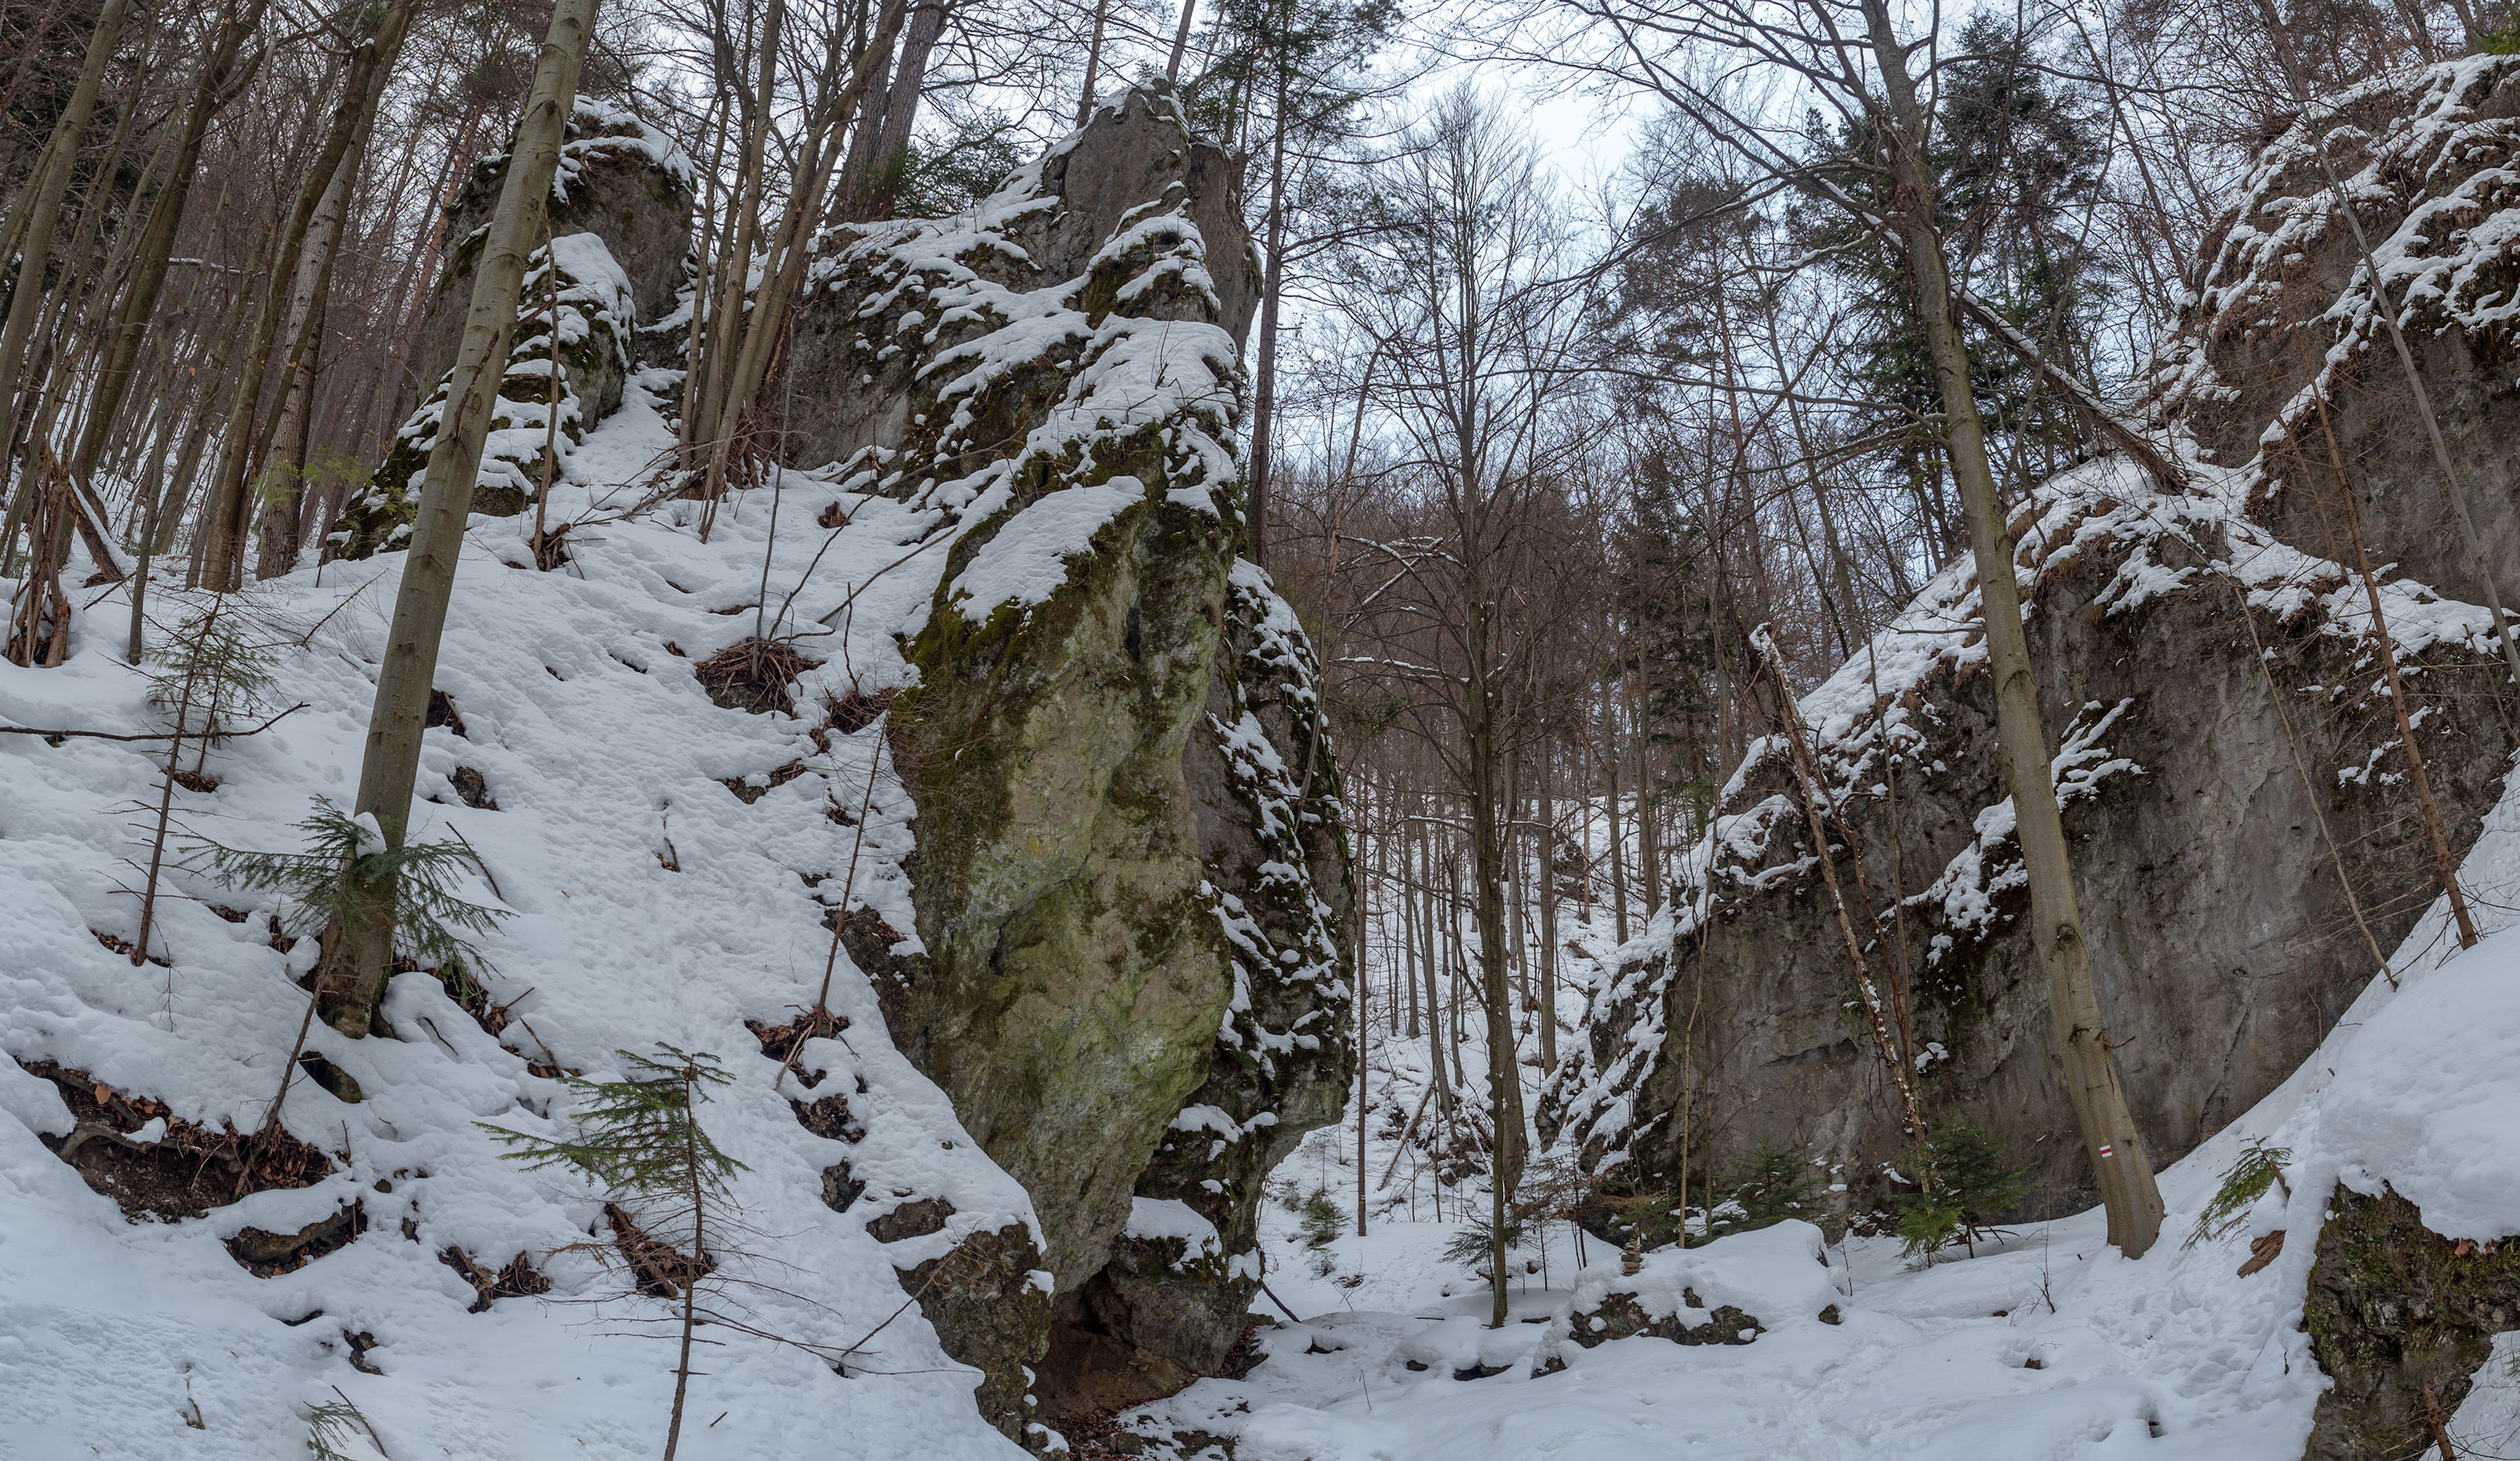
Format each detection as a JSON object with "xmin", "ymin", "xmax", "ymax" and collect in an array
[
  {"xmin": 481, "ymin": 1046, "xmax": 746, "ymax": 1461},
  {"xmin": 131, "ymin": 596, "xmax": 280, "ymax": 968},
  {"xmin": 1895, "ymin": 1124, "xmax": 2027, "ymax": 1261},
  {"xmin": 186, "ymin": 797, "xmax": 506, "ymax": 1188},
  {"xmin": 2185, "ymin": 1139, "xmax": 2293, "ymax": 1250},
  {"xmin": 1298, "ymin": 1185, "xmax": 1344, "ymax": 1277},
  {"xmin": 1705, "ymin": 1143, "xmax": 1826, "ymax": 1242},
  {"xmin": 301, "ymin": 1389, "xmax": 385, "ymax": 1459},
  {"xmin": 1442, "ymin": 1210, "xmax": 1528, "ymax": 1277}
]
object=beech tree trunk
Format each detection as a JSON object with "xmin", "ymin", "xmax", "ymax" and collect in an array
[
  {"xmin": 322, "ymin": 0, "xmax": 602, "ymax": 1037},
  {"xmin": 1863, "ymin": 0, "xmax": 2164, "ymax": 1258},
  {"xmin": 0, "ymin": 0, "xmax": 136, "ymax": 466},
  {"xmin": 197, "ymin": 0, "xmax": 415, "ymax": 589},
  {"xmin": 68, "ymin": 0, "xmax": 270, "ymax": 492}
]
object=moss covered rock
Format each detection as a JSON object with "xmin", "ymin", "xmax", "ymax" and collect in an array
[
  {"xmin": 794, "ymin": 86, "xmax": 1351, "ymax": 1426},
  {"xmin": 2303, "ymin": 1183, "xmax": 2520, "ymax": 1460}
]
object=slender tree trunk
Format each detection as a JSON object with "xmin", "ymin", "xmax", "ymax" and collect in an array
[
  {"xmin": 1399, "ymin": 801, "xmax": 1420, "ymax": 1038},
  {"xmin": 1603, "ymin": 685, "xmax": 1628, "ymax": 942},
  {"xmin": 68, "ymin": 0, "xmax": 270, "ymax": 492},
  {"xmin": 1864, "ymin": 0, "xmax": 2163, "ymax": 1257},
  {"xmin": 1244, "ymin": 58, "xmax": 1290, "ymax": 564},
  {"xmin": 664, "ymin": 1069, "xmax": 704, "ymax": 1461},
  {"xmin": 321, "ymin": 0, "xmax": 601, "ymax": 1036},
  {"xmin": 257, "ymin": 142, "xmax": 364, "ymax": 578},
  {"xmin": 1537, "ymin": 757, "xmax": 1559, "ymax": 1072},
  {"xmin": 198, "ymin": 0, "xmax": 416, "ymax": 589},
  {"xmin": 1075, "ymin": 0, "xmax": 1111, "ymax": 127},
  {"xmin": 1418, "ymin": 816, "xmax": 1453, "ymax": 1116},
  {"xmin": 2307, "ymin": 385, "xmax": 2477, "ymax": 947},
  {"xmin": 1466, "ymin": 599, "xmax": 1526, "ymax": 1327},
  {"xmin": 1166, "ymin": 0, "xmax": 1198, "ymax": 79},
  {"xmin": 1633, "ymin": 671, "xmax": 1659, "ymax": 919}
]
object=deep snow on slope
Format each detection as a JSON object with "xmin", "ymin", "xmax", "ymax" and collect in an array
[
  {"xmin": 1121, "ymin": 733, "xmax": 2520, "ymax": 1460},
  {"xmin": 0, "ymin": 373, "xmax": 1068, "ymax": 1461}
]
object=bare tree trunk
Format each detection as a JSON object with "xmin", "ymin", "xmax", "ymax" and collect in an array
[
  {"xmin": 68, "ymin": 0, "xmax": 270, "ymax": 492},
  {"xmin": 321, "ymin": 0, "xmax": 601, "ymax": 1036},
  {"xmin": 1632, "ymin": 669, "xmax": 1659, "ymax": 919},
  {"xmin": 197, "ymin": 0, "xmax": 416, "ymax": 589},
  {"xmin": 1075, "ymin": 0, "xmax": 1111, "ymax": 126},
  {"xmin": 835, "ymin": 0, "xmax": 946, "ymax": 220},
  {"xmin": 1864, "ymin": 0, "xmax": 2163, "ymax": 1258},
  {"xmin": 1244, "ymin": 53, "xmax": 1290, "ymax": 564},
  {"xmin": 1537, "ymin": 755, "xmax": 1559, "ymax": 1072},
  {"xmin": 257, "ymin": 142, "xmax": 365, "ymax": 578},
  {"xmin": 1419, "ymin": 815, "xmax": 1454, "ymax": 1115},
  {"xmin": 1400, "ymin": 794, "xmax": 1421, "ymax": 1039},
  {"xmin": 1602, "ymin": 684, "xmax": 1628, "ymax": 942},
  {"xmin": 1166, "ymin": 0, "xmax": 1198, "ymax": 79},
  {"xmin": 2307, "ymin": 385, "xmax": 2477, "ymax": 947},
  {"xmin": 1466, "ymin": 598, "xmax": 1527, "ymax": 1328}
]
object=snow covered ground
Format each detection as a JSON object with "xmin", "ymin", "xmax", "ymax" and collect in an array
[
  {"xmin": 1128, "ymin": 748, "xmax": 2520, "ymax": 1460},
  {"xmin": 0, "ymin": 373, "xmax": 1043, "ymax": 1460}
]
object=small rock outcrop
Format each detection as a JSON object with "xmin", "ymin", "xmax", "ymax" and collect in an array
[
  {"xmin": 1544, "ymin": 58, "xmax": 2519, "ymax": 1224},
  {"xmin": 393, "ymin": 102, "xmax": 694, "ymax": 429},
  {"xmin": 333, "ymin": 105, "xmax": 691, "ymax": 559}
]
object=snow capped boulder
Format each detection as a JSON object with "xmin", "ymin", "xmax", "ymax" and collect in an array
[
  {"xmin": 394, "ymin": 102, "xmax": 696, "ymax": 431},
  {"xmin": 1545, "ymin": 58, "xmax": 2520, "ymax": 1229}
]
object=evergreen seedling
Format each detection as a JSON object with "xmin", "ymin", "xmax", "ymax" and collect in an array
[
  {"xmin": 1442, "ymin": 1209, "xmax": 1526, "ymax": 1275},
  {"xmin": 302, "ymin": 1391, "xmax": 382, "ymax": 1460},
  {"xmin": 1895, "ymin": 1124, "xmax": 2026, "ymax": 1261},
  {"xmin": 131, "ymin": 595, "xmax": 282, "ymax": 968},
  {"xmin": 482, "ymin": 1046, "xmax": 746, "ymax": 1461},
  {"xmin": 186, "ymin": 797, "xmax": 508, "ymax": 975},
  {"xmin": 2185, "ymin": 1139, "xmax": 2292, "ymax": 1250},
  {"xmin": 1298, "ymin": 1185, "xmax": 1345, "ymax": 1277},
  {"xmin": 188, "ymin": 797, "xmax": 506, "ymax": 1190},
  {"xmin": 1706, "ymin": 1142, "xmax": 1826, "ymax": 1240},
  {"xmin": 1297, "ymin": 1186, "xmax": 1344, "ymax": 1248}
]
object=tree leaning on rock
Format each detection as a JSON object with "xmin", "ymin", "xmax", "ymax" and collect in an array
[
  {"xmin": 1857, "ymin": 0, "xmax": 2165, "ymax": 1256},
  {"xmin": 319, "ymin": 0, "xmax": 604, "ymax": 1038}
]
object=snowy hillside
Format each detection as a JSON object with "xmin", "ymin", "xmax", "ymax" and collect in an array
[{"xmin": 0, "ymin": 375, "xmax": 1045, "ymax": 1458}]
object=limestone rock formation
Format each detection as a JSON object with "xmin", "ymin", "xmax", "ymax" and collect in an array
[
  {"xmin": 2156, "ymin": 58, "xmax": 2520, "ymax": 614},
  {"xmin": 793, "ymin": 87, "xmax": 1347, "ymax": 1425},
  {"xmin": 1544, "ymin": 60, "xmax": 2520, "ymax": 1229},
  {"xmin": 333, "ymin": 105, "xmax": 690, "ymax": 559},
  {"xmin": 395, "ymin": 102, "xmax": 694, "ymax": 429}
]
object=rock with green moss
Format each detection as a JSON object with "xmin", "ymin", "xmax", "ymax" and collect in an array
[
  {"xmin": 2303, "ymin": 1183, "xmax": 2520, "ymax": 1460},
  {"xmin": 793, "ymin": 86, "xmax": 1348, "ymax": 1426}
]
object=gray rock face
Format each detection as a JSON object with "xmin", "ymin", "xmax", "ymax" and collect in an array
[
  {"xmin": 2158, "ymin": 58, "xmax": 2520, "ymax": 614},
  {"xmin": 776, "ymin": 86, "xmax": 1261, "ymax": 478},
  {"xmin": 1545, "ymin": 60, "xmax": 2520, "ymax": 1223},
  {"xmin": 393, "ymin": 104, "xmax": 692, "ymax": 429}
]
